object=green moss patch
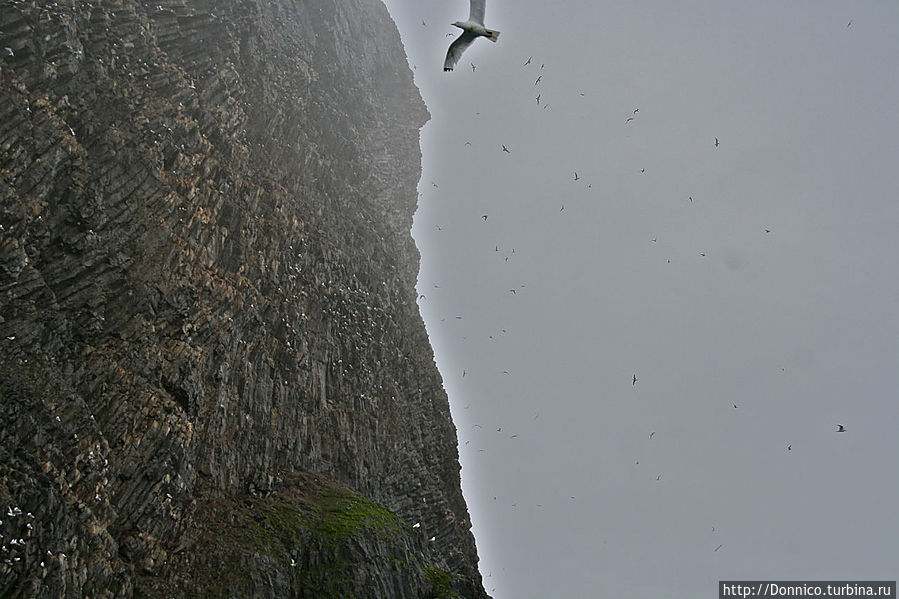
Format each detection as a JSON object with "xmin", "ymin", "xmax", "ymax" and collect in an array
[
  {"xmin": 310, "ymin": 487, "xmax": 404, "ymax": 542},
  {"xmin": 423, "ymin": 563, "xmax": 462, "ymax": 599},
  {"xmin": 162, "ymin": 473, "xmax": 414, "ymax": 598}
]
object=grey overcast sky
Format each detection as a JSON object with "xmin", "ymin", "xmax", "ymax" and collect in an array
[{"xmin": 381, "ymin": 2, "xmax": 899, "ymax": 597}]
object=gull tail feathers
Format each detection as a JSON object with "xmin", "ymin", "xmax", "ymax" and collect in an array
[{"xmin": 486, "ymin": 29, "xmax": 500, "ymax": 42}]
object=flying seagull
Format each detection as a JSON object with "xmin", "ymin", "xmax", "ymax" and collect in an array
[
  {"xmin": 633, "ymin": 374, "xmax": 638, "ymax": 386},
  {"xmin": 837, "ymin": 424, "xmax": 846, "ymax": 432},
  {"xmin": 444, "ymin": 0, "xmax": 500, "ymax": 72}
]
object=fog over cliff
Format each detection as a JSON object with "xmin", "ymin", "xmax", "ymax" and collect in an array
[{"xmin": 0, "ymin": 1, "xmax": 488, "ymax": 597}]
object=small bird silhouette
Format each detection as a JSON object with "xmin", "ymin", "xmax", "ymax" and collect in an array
[
  {"xmin": 787, "ymin": 444, "xmax": 792, "ymax": 451},
  {"xmin": 625, "ymin": 117, "xmax": 634, "ymax": 123},
  {"xmin": 714, "ymin": 544, "xmax": 723, "ymax": 552},
  {"xmin": 470, "ymin": 62, "xmax": 477, "ymax": 72},
  {"xmin": 502, "ymin": 144, "xmax": 510, "ymax": 153},
  {"xmin": 715, "ymin": 137, "xmax": 719, "ymax": 147},
  {"xmin": 524, "ymin": 56, "xmax": 532, "ymax": 66},
  {"xmin": 482, "ymin": 214, "xmax": 488, "ymax": 221},
  {"xmin": 633, "ymin": 374, "xmax": 638, "ymax": 386},
  {"xmin": 534, "ymin": 75, "xmax": 542, "ymax": 85},
  {"xmin": 837, "ymin": 424, "xmax": 846, "ymax": 432},
  {"xmin": 573, "ymin": 172, "xmax": 579, "ymax": 181},
  {"xmin": 649, "ymin": 431, "xmax": 655, "ymax": 439}
]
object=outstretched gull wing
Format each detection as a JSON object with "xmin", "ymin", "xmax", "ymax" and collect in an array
[
  {"xmin": 469, "ymin": 0, "xmax": 486, "ymax": 25},
  {"xmin": 444, "ymin": 31, "xmax": 477, "ymax": 71}
]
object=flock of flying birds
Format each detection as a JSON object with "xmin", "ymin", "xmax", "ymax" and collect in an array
[
  {"xmin": 425, "ymin": 0, "xmax": 852, "ymax": 570},
  {"xmin": 437, "ymin": 0, "xmax": 853, "ymax": 429}
]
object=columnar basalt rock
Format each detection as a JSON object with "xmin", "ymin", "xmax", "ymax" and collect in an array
[{"xmin": 0, "ymin": 1, "xmax": 488, "ymax": 597}]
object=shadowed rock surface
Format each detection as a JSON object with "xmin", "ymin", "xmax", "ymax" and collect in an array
[{"xmin": 0, "ymin": 0, "xmax": 488, "ymax": 596}]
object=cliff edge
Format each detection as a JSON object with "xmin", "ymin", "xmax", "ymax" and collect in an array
[{"xmin": 0, "ymin": 0, "xmax": 488, "ymax": 597}]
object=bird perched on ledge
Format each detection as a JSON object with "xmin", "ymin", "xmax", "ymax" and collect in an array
[{"xmin": 443, "ymin": 0, "xmax": 500, "ymax": 72}]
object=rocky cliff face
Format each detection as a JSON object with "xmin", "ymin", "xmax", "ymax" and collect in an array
[{"xmin": 0, "ymin": 1, "xmax": 488, "ymax": 597}]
